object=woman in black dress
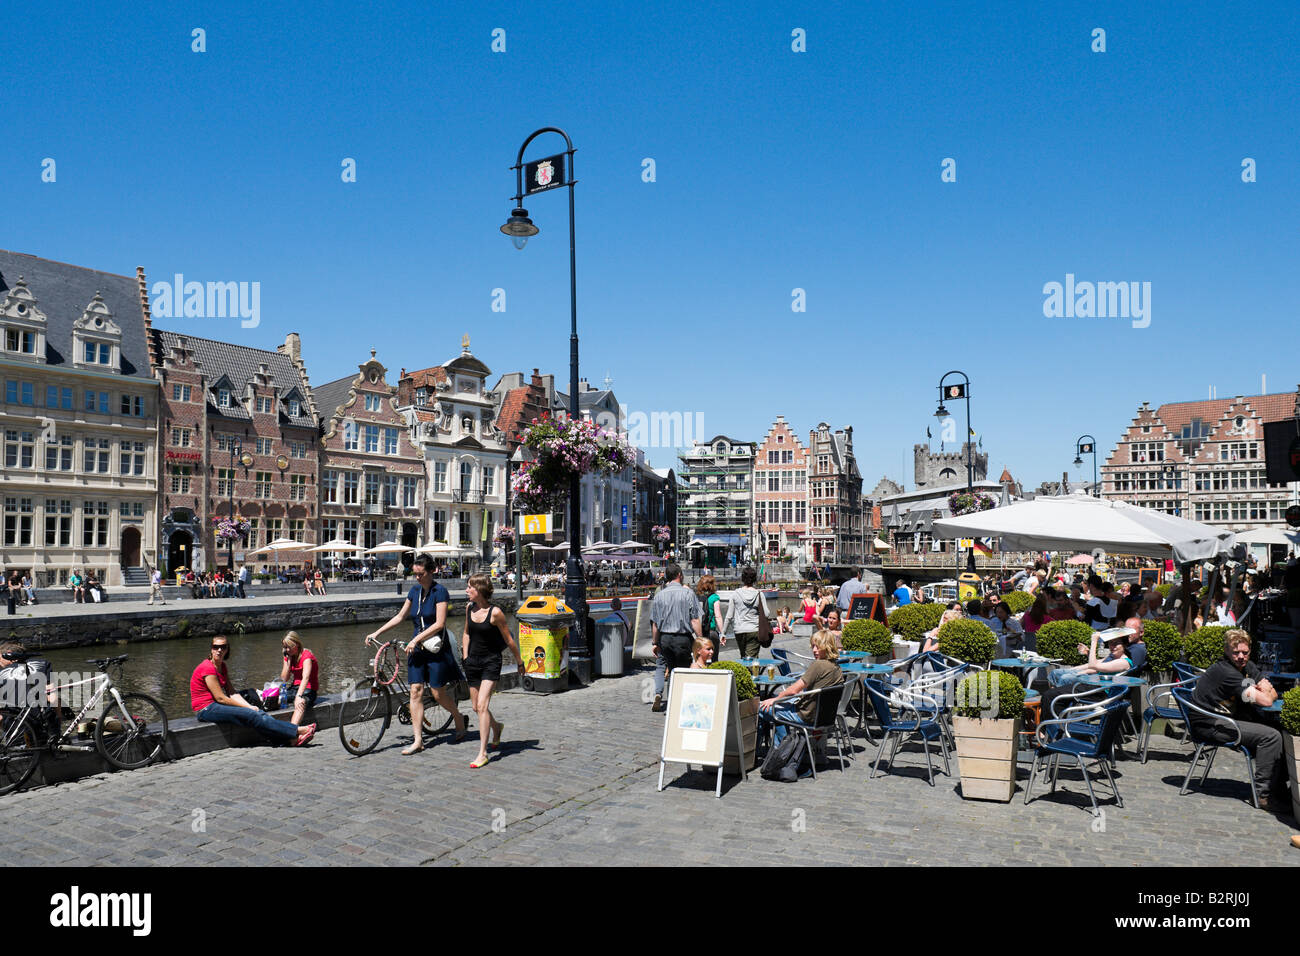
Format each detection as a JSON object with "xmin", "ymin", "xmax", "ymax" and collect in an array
[{"xmin": 462, "ymin": 573, "xmax": 524, "ymax": 769}]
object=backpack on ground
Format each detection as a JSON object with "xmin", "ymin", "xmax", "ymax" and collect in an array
[{"xmin": 760, "ymin": 730, "xmax": 809, "ymax": 782}]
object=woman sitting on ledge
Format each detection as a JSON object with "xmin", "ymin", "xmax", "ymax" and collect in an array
[{"xmin": 192, "ymin": 635, "xmax": 315, "ymax": 746}]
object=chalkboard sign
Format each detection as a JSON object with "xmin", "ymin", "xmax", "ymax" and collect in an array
[
  {"xmin": 848, "ymin": 593, "xmax": 887, "ymax": 623},
  {"xmin": 1138, "ymin": 568, "xmax": 1161, "ymax": 589}
]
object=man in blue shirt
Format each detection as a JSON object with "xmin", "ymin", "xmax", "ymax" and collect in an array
[
  {"xmin": 837, "ymin": 568, "xmax": 867, "ymax": 612},
  {"xmin": 892, "ymin": 579, "xmax": 912, "ymax": 606}
]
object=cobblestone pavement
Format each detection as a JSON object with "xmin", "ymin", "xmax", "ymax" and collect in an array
[{"xmin": 6, "ymin": 656, "xmax": 1299, "ymax": 866}]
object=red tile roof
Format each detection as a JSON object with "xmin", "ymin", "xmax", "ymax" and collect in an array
[{"xmin": 1156, "ymin": 392, "xmax": 1295, "ymax": 432}]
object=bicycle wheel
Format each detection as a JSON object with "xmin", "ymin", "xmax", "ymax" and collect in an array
[
  {"xmin": 338, "ymin": 680, "xmax": 391, "ymax": 755},
  {"xmin": 374, "ymin": 643, "xmax": 401, "ymax": 686},
  {"xmin": 96, "ymin": 693, "xmax": 169, "ymax": 770},
  {"xmin": 421, "ymin": 685, "xmax": 455, "ymax": 734},
  {"xmin": 0, "ymin": 716, "xmax": 41, "ymax": 795}
]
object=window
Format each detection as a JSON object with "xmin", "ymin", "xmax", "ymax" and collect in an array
[
  {"xmin": 384, "ymin": 427, "xmax": 398, "ymax": 456},
  {"xmin": 171, "ymin": 428, "xmax": 191, "ymax": 448},
  {"xmin": 344, "ymin": 421, "xmax": 358, "ymax": 452},
  {"xmin": 415, "ymin": 387, "xmax": 428, "ymax": 406},
  {"xmin": 84, "ymin": 389, "xmax": 95, "ymax": 412},
  {"xmin": 256, "ymin": 396, "xmax": 273, "ymax": 414},
  {"xmin": 4, "ymin": 430, "xmax": 34, "ymax": 469},
  {"xmin": 322, "ymin": 519, "xmax": 338, "ymax": 542},
  {"xmin": 288, "ymin": 475, "xmax": 306, "ymax": 501},
  {"xmin": 119, "ymin": 394, "xmax": 144, "ymax": 416},
  {"xmin": 254, "ymin": 472, "xmax": 273, "ymax": 498},
  {"xmin": 432, "ymin": 509, "xmax": 447, "ymax": 542},
  {"xmin": 44, "ymin": 499, "xmax": 72, "ymax": 546},
  {"xmin": 84, "ymin": 341, "xmax": 112, "ymax": 364},
  {"xmin": 59, "ymin": 387, "xmax": 72, "ymax": 409},
  {"xmin": 4, "ymin": 329, "xmax": 36, "ymax": 354},
  {"xmin": 482, "ymin": 466, "xmax": 495, "ymax": 497},
  {"xmin": 434, "ymin": 461, "xmax": 447, "ymax": 493},
  {"xmin": 99, "ymin": 392, "xmax": 109, "ymax": 414},
  {"xmin": 172, "ymin": 384, "xmax": 192, "ymax": 402},
  {"xmin": 383, "ymin": 475, "xmax": 398, "ymax": 507},
  {"xmin": 288, "ymin": 399, "xmax": 300, "ymax": 417},
  {"xmin": 323, "ymin": 471, "xmax": 338, "ymax": 503},
  {"xmin": 402, "ymin": 476, "xmax": 418, "ymax": 508},
  {"xmin": 341, "ymin": 519, "xmax": 357, "ymax": 544},
  {"xmin": 767, "ymin": 450, "xmax": 779, "ymax": 464},
  {"xmin": 82, "ymin": 438, "xmax": 110, "ymax": 474},
  {"xmin": 265, "ymin": 518, "xmax": 282, "ymax": 541},
  {"xmin": 5, "ymin": 380, "xmax": 34, "ymax": 406},
  {"xmin": 217, "ymin": 388, "xmax": 232, "ymax": 408},
  {"xmin": 289, "ymin": 441, "xmax": 307, "ymax": 459},
  {"xmin": 45, "ymin": 384, "xmax": 57, "ymax": 407},
  {"xmin": 460, "ymin": 461, "xmax": 474, "ymax": 493},
  {"xmin": 1129, "ymin": 442, "xmax": 1164, "ymax": 463},
  {"xmin": 364, "ymin": 425, "xmax": 380, "ymax": 453},
  {"xmin": 365, "ymin": 473, "xmax": 381, "ymax": 506},
  {"xmin": 170, "ymin": 464, "xmax": 192, "ymax": 493},
  {"xmin": 45, "ymin": 435, "xmax": 73, "ymax": 471},
  {"xmin": 364, "ymin": 394, "xmax": 381, "ymax": 412},
  {"xmin": 1220, "ymin": 442, "xmax": 1258, "ymax": 461},
  {"xmin": 82, "ymin": 500, "xmax": 109, "ymax": 547},
  {"xmin": 119, "ymin": 441, "xmax": 146, "ymax": 476},
  {"xmin": 216, "ymin": 468, "xmax": 234, "ymax": 497},
  {"xmin": 458, "ymin": 513, "xmax": 472, "ymax": 544},
  {"xmin": 795, "ymin": 501, "xmax": 806, "ymax": 524},
  {"xmin": 343, "ymin": 472, "xmax": 359, "ymax": 505},
  {"xmin": 255, "ymin": 437, "xmax": 274, "ymax": 455},
  {"xmin": 3, "ymin": 497, "xmax": 33, "ymax": 546}
]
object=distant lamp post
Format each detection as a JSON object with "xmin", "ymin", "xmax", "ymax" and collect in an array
[
  {"xmin": 227, "ymin": 440, "xmax": 254, "ymax": 570},
  {"xmin": 936, "ymin": 371, "xmax": 974, "ymax": 574},
  {"xmin": 1075, "ymin": 435, "xmax": 1098, "ymax": 497}
]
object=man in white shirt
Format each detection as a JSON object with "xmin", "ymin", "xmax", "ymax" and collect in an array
[{"xmin": 837, "ymin": 568, "xmax": 867, "ymax": 612}]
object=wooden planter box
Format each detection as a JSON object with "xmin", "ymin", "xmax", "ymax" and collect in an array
[
  {"xmin": 724, "ymin": 696, "xmax": 760, "ymax": 775},
  {"xmin": 1283, "ymin": 734, "xmax": 1300, "ymax": 825},
  {"xmin": 953, "ymin": 714, "xmax": 1022, "ymax": 802}
]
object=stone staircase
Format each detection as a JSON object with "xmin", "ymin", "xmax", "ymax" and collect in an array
[{"xmin": 121, "ymin": 566, "xmax": 150, "ymax": 587}]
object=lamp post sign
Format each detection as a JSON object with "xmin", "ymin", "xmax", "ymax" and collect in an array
[
  {"xmin": 522, "ymin": 514, "xmax": 552, "ymax": 535},
  {"xmin": 525, "ymin": 153, "xmax": 567, "ymax": 195}
]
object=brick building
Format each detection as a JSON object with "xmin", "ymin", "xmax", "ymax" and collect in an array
[
  {"xmin": 314, "ymin": 351, "xmax": 425, "ymax": 557},
  {"xmin": 152, "ymin": 330, "xmax": 319, "ymax": 572},
  {"xmin": 806, "ymin": 423, "xmax": 866, "ymax": 565},
  {"xmin": 0, "ymin": 251, "xmax": 159, "ymax": 586},
  {"xmin": 753, "ymin": 415, "xmax": 808, "ymax": 559}
]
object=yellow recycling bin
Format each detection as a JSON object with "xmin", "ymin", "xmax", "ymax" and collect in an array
[
  {"xmin": 958, "ymin": 572, "xmax": 982, "ymax": 603},
  {"xmin": 516, "ymin": 595, "xmax": 573, "ymax": 694}
]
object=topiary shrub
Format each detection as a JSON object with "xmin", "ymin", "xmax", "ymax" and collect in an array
[
  {"xmin": 937, "ymin": 618, "xmax": 998, "ymax": 666},
  {"xmin": 1184, "ymin": 625, "xmax": 1232, "ymax": 669},
  {"xmin": 887, "ymin": 604, "xmax": 931, "ymax": 642},
  {"xmin": 707, "ymin": 660, "xmax": 757, "ymax": 701},
  {"xmin": 1141, "ymin": 620, "xmax": 1182, "ymax": 675},
  {"xmin": 1035, "ymin": 619, "xmax": 1093, "ymax": 665},
  {"xmin": 1155, "ymin": 582, "xmax": 1173, "ymax": 599},
  {"xmin": 841, "ymin": 618, "xmax": 892, "ymax": 656},
  {"xmin": 1001, "ymin": 591, "xmax": 1034, "ymax": 615},
  {"xmin": 1280, "ymin": 686, "xmax": 1300, "ymax": 738},
  {"xmin": 954, "ymin": 669, "xmax": 1025, "ymax": 719}
]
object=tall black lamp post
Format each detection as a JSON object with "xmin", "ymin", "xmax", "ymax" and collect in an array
[
  {"xmin": 502, "ymin": 126, "xmax": 592, "ymax": 685},
  {"xmin": 226, "ymin": 439, "xmax": 253, "ymax": 570},
  {"xmin": 936, "ymin": 371, "xmax": 976, "ymax": 574},
  {"xmin": 1074, "ymin": 435, "xmax": 1099, "ymax": 498}
]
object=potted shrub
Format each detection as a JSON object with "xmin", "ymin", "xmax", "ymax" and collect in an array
[
  {"xmin": 1035, "ymin": 619, "xmax": 1092, "ymax": 666},
  {"xmin": 887, "ymin": 604, "xmax": 944, "ymax": 644},
  {"xmin": 936, "ymin": 618, "xmax": 998, "ymax": 666},
  {"xmin": 842, "ymin": 618, "xmax": 892, "ymax": 664},
  {"xmin": 1000, "ymin": 590, "xmax": 1034, "ymax": 615},
  {"xmin": 1184, "ymin": 625, "xmax": 1231, "ymax": 670},
  {"xmin": 952, "ymin": 669, "xmax": 1026, "ymax": 801},
  {"xmin": 707, "ymin": 660, "xmax": 759, "ymax": 775},
  {"xmin": 1280, "ymin": 687, "xmax": 1300, "ymax": 825},
  {"xmin": 1141, "ymin": 620, "xmax": 1183, "ymax": 681}
]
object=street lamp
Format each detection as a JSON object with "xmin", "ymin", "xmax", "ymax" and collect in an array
[
  {"xmin": 226, "ymin": 439, "xmax": 253, "ymax": 571},
  {"xmin": 936, "ymin": 371, "xmax": 974, "ymax": 576},
  {"xmin": 502, "ymin": 126, "xmax": 593, "ymax": 685},
  {"xmin": 1074, "ymin": 435, "xmax": 1098, "ymax": 498}
]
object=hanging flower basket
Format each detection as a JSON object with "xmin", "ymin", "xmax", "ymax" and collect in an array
[
  {"xmin": 948, "ymin": 491, "xmax": 996, "ymax": 516},
  {"xmin": 652, "ymin": 524, "xmax": 673, "ymax": 551},
  {"xmin": 511, "ymin": 416, "xmax": 635, "ymax": 513},
  {"xmin": 494, "ymin": 526, "xmax": 515, "ymax": 546},
  {"xmin": 212, "ymin": 515, "xmax": 250, "ymax": 542}
]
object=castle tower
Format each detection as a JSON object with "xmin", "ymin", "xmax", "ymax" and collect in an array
[{"xmin": 913, "ymin": 442, "xmax": 988, "ymax": 488}]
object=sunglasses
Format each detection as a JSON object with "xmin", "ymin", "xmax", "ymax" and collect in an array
[{"xmin": 211, "ymin": 644, "xmax": 229, "ymax": 652}]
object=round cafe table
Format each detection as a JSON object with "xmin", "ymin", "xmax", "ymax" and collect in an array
[
  {"xmin": 1076, "ymin": 674, "xmax": 1146, "ymax": 688},
  {"xmin": 991, "ymin": 657, "xmax": 1054, "ymax": 687}
]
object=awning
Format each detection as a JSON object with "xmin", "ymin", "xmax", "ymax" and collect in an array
[{"xmin": 686, "ymin": 535, "xmax": 748, "ymax": 548}]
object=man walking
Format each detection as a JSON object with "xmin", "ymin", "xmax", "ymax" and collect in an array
[
  {"xmin": 148, "ymin": 567, "xmax": 166, "ymax": 605},
  {"xmin": 837, "ymin": 567, "xmax": 867, "ymax": 613},
  {"xmin": 649, "ymin": 563, "xmax": 702, "ymax": 713},
  {"xmin": 237, "ymin": 563, "xmax": 249, "ymax": 599}
]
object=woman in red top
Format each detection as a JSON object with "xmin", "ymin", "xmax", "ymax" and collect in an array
[
  {"xmin": 278, "ymin": 630, "xmax": 320, "ymax": 727},
  {"xmin": 800, "ymin": 588, "xmax": 817, "ymax": 625},
  {"xmin": 192, "ymin": 635, "xmax": 314, "ymax": 745},
  {"xmin": 313, "ymin": 568, "xmax": 326, "ymax": 596}
]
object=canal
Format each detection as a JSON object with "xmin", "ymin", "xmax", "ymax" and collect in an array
[{"xmin": 39, "ymin": 595, "xmax": 805, "ymax": 718}]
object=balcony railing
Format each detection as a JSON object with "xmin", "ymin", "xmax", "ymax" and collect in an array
[{"xmin": 453, "ymin": 489, "xmax": 484, "ymax": 503}]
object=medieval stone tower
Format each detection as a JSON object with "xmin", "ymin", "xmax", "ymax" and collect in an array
[{"xmin": 913, "ymin": 442, "xmax": 988, "ymax": 488}]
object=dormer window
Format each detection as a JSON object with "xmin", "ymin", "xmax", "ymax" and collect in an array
[
  {"xmin": 288, "ymin": 399, "xmax": 301, "ymax": 417},
  {"xmin": 1, "ymin": 277, "xmax": 48, "ymax": 365},
  {"xmin": 4, "ymin": 330, "xmax": 36, "ymax": 354},
  {"xmin": 415, "ymin": 387, "xmax": 428, "ymax": 406},
  {"xmin": 84, "ymin": 340, "xmax": 112, "ymax": 364},
  {"xmin": 71, "ymin": 292, "xmax": 122, "ymax": 374},
  {"xmin": 218, "ymin": 389, "xmax": 232, "ymax": 408}
]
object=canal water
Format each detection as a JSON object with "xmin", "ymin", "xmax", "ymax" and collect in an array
[{"xmin": 39, "ymin": 595, "xmax": 803, "ymax": 719}]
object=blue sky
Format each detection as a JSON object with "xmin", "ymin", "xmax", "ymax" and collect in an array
[{"xmin": 5, "ymin": 0, "xmax": 1298, "ymax": 489}]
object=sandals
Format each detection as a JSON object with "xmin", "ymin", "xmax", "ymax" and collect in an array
[
  {"xmin": 401, "ymin": 742, "xmax": 425, "ymax": 755},
  {"xmin": 470, "ymin": 755, "xmax": 491, "ymax": 769},
  {"xmin": 294, "ymin": 723, "xmax": 317, "ymax": 747},
  {"xmin": 453, "ymin": 714, "xmax": 469, "ymax": 743},
  {"xmin": 490, "ymin": 721, "xmax": 504, "ymax": 750}
]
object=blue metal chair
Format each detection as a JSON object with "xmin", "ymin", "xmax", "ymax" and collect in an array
[
  {"xmin": 862, "ymin": 677, "xmax": 950, "ymax": 786},
  {"xmin": 1170, "ymin": 684, "xmax": 1262, "ymax": 808},
  {"xmin": 768, "ymin": 682, "xmax": 851, "ymax": 778},
  {"xmin": 1139, "ymin": 674, "xmax": 1198, "ymax": 763},
  {"xmin": 1171, "ymin": 661, "xmax": 1205, "ymax": 682},
  {"xmin": 767, "ymin": 648, "xmax": 796, "ymax": 676},
  {"xmin": 1024, "ymin": 696, "xmax": 1131, "ymax": 817}
]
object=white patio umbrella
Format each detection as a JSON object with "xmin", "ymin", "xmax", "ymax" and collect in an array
[
  {"xmin": 933, "ymin": 494, "xmax": 1235, "ymax": 564},
  {"xmin": 1234, "ymin": 527, "xmax": 1300, "ymax": 546},
  {"xmin": 365, "ymin": 541, "xmax": 412, "ymax": 555},
  {"xmin": 619, "ymin": 540, "xmax": 650, "ymax": 550},
  {"xmin": 586, "ymin": 540, "xmax": 619, "ymax": 551},
  {"xmin": 307, "ymin": 538, "xmax": 363, "ymax": 553},
  {"xmin": 248, "ymin": 537, "xmax": 310, "ymax": 555}
]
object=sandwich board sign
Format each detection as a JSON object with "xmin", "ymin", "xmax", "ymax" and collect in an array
[{"xmin": 657, "ymin": 668, "xmax": 745, "ymax": 797}]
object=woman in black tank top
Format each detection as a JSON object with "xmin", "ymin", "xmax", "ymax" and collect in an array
[{"xmin": 463, "ymin": 573, "xmax": 525, "ymax": 769}]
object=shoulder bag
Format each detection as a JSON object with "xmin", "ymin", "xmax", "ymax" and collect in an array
[{"xmin": 756, "ymin": 591, "xmax": 774, "ymax": 648}]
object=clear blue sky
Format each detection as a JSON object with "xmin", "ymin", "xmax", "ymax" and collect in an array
[{"xmin": 5, "ymin": 0, "xmax": 1298, "ymax": 490}]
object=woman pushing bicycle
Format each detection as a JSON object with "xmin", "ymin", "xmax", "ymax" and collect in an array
[{"xmin": 365, "ymin": 553, "xmax": 468, "ymax": 755}]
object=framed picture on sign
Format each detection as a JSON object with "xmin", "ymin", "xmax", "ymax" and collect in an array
[
  {"xmin": 848, "ymin": 593, "xmax": 886, "ymax": 623},
  {"xmin": 657, "ymin": 668, "xmax": 745, "ymax": 797}
]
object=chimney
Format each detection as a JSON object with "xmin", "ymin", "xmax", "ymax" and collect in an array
[
  {"xmin": 279, "ymin": 332, "xmax": 302, "ymax": 365},
  {"xmin": 578, "ymin": 377, "xmax": 589, "ymax": 392}
]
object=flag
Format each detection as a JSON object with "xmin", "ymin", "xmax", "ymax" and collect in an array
[
  {"xmin": 973, "ymin": 538, "xmax": 993, "ymax": 555},
  {"xmin": 969, "ymin": 427, "xmax": 976, "ymax": 437},
  {"xmin": 481, "ymin": 510, "xmax": 489, "ymax": 542},
  {"xmin": 926, "ymin": 426, "xmax": 932, "ymax": 439}
]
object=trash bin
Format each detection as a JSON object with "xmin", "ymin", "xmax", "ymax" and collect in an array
[
  {"xmin": 958, "ymin": 572, "xmax": 982, "ymax": 602},
  {"xmin": 593, "ymin": 612, "xmax": 628, "ymax": 677},
  {"xmin": 516, "ymin": 596, "xmax": 573, "ymax": 694}
]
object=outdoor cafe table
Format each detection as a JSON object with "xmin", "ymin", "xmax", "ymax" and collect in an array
[
  {"xmin": 738, "ymin": 657, "xmax": 783, "ymax": 671},
  {"xmin": 837, "ymin": 662, "xmax": 894, "ymax": 731},
  {"xmin": 991, "ymin": 657, "xmax": 1054, "ymax": 686},
  {"xmin": 837, "ymin": 650, "xmax": 869, "ymax": 660},
  {"xmin": 1075, "ymin": 674, "xmax": 1147, "ymax": 689},
  {"xmin": 1260, "ymin": 699, "xmax": 1283, "ymax": 714}
]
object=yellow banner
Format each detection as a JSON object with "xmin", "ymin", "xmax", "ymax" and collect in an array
[{"xmin": 522, "ymin": 514, "xmax": 552, "ymax": 535}]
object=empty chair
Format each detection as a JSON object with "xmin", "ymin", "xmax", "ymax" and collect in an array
[
  {"xmin": 1139, "ymin": 674, "xmax": 1198, "ymax": 763},
  {"xmin": 1025, "ymin": 696, "xmax": 1131, "ymax": 817},
  {"xmin": 862, "ymin": 677, "xmax": 950, "ymax": 786}
]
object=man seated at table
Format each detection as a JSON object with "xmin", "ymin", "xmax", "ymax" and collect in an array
[
  {"xmin": 758, "ymin": 630, "xmax": 843, "ymax": 745},
  {"xmin": 1189, "ymin": 628, "xmax": 1288, "ymax": 811}
]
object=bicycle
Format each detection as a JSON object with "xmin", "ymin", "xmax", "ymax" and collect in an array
[
  {"xmin": 0, "ymin": 653, "xmax": 169, "ymax": 795},
  {"xmin": 338, "ymin": 631, "xmax": 464, "ymax": 756}
]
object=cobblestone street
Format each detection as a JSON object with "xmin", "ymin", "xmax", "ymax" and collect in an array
[{"xmin": 7, "ymin": 654, "xmax": 1299, "ymax": 867}]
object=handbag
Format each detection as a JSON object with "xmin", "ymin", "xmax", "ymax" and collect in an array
[
  {"xmin": 421, "ymin": 631, "xmax": 444, "ymax": 654},
  {"xmin": 756, "ymin": 594, "xmax": 774, "ymax": 648}
]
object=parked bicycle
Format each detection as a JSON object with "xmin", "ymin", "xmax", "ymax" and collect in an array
[
  {"xmin": 0, "ymin": 653, "xmax": 169, "ymax": 795},
  {"xmin": 338, "ymin": 631, "xmax": 462, "ymax": 756}
]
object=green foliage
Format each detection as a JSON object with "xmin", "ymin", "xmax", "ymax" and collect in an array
[
  {"xmin": 1140, "ymin": 620, "xmax": 1182, "ymax": 674},
  {"xmin": 1280, "ymin": 687, "xmax": 1300, "ymax": 738},
  {"xmin": 887, "ymin": 604, "xmax": 932, "ymax": 642},
  {"xmin": 707, "ymin": 660, "xmax": 757, "ymax": 701},
  {"xmin": 1000, "ymin": 591, "xmax": 1034, "ymax": 615},
  {"xmin": 954, "ymin": 669, "xmax": 1025, "ymax": 720},
  {"xmin": 1035, "ymin": 619, "xmax": 1093, "ymax": 665},
  {"xmin": 841, "ymin": 619, "xmax": 892, "ymax": 656},
  {"xmin": 1155, "ymin": 582, "xmax": 1174, "ymax": 599},
  {"xmin": 1184, "ymin": 625, "xmax": 1232, "ymax": 669},
  {"xmin": 937, "ymin": 618, "xmax": 998, "ymax": 666}
]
